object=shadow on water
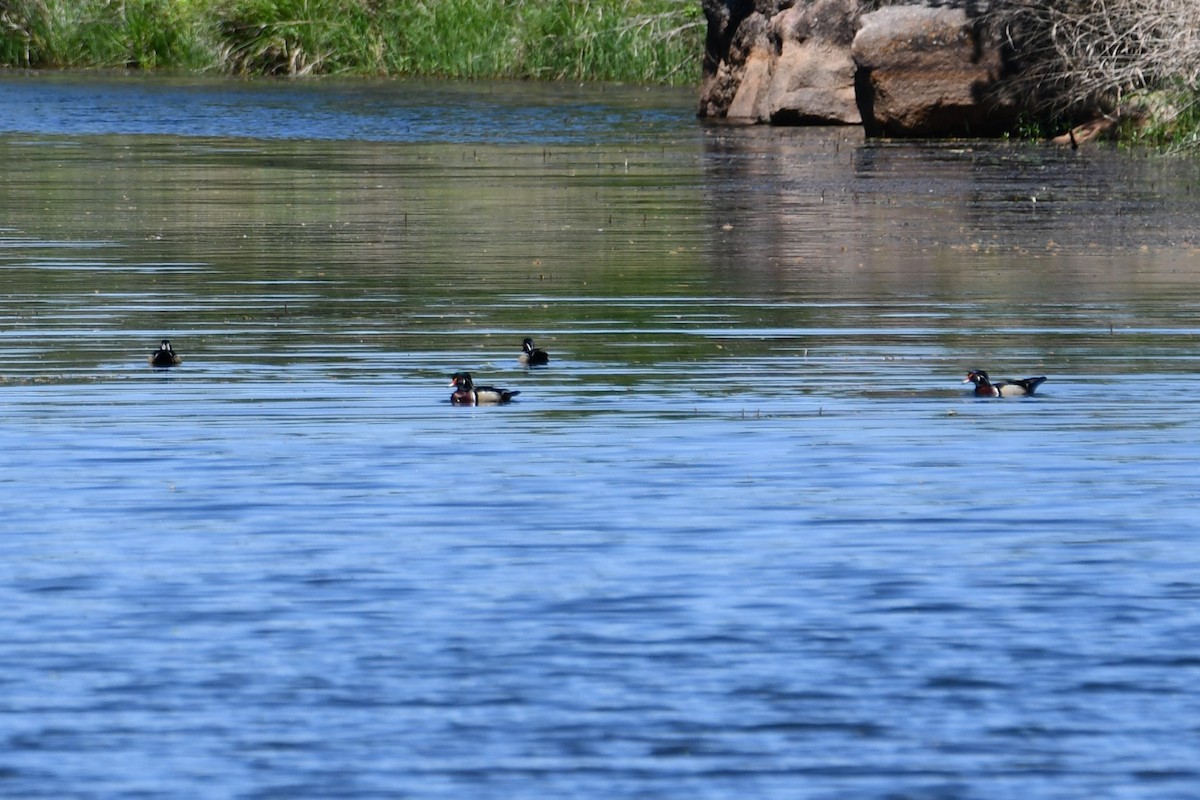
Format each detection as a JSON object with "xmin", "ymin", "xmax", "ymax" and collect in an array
[{"xmin": 2, "ymin": 74, "xmax": 1200, "ymax": 799}]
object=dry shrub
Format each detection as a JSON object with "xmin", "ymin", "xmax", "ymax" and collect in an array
[{"xmin": 987, "ymin": 0, "xmax": 1200, "ymax": 120}]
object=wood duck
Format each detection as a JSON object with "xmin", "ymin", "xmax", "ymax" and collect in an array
[
  {"xmin": 450, "ymin": 372, "xmax": 520, "ymax": 405},
  {"xmin": 963, "ymin": 369, "xmax": 1046, "ymax": 398},
  {"xmin": 148, "ymin": 339, "xmax": 182, "ymax": 367},
  {"xmin": 519, "ymin": 338, "xmax": 550, "ymax": 366}
]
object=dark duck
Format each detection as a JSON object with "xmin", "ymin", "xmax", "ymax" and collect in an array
[
  {"xmin": 518, "ymin": 338, "xmax": 549, "ymax": 366},
  {"xmin": 149, "ymin": 339, "xmax": 182, "ymax": 367},
  {"xmin": 450, "ymin": 372, "xmax": 520, "ymax": 405},
  {"xmin": 963, "ymin": 369, "xmax": 1046, "ymax": 398}
]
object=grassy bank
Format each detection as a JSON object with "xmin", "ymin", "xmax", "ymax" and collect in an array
[{"xmin": 0, "ymin": 0, "xmax": 703, "ymax": 84}]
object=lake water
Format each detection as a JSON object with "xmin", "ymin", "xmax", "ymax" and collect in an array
[{"xmin": 2, "ymin": 73, "xmax": 1200, "ymax": 799}]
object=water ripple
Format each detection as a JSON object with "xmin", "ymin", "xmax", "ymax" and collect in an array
[{"xmin": 3, "ymin": 79, "xmax": 1200, "ymax": 800}]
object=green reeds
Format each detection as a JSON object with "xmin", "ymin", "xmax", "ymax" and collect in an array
[
  {"xmin": 0, "ymin": 0, "xmax": 703, "ymax": 84},
  {"xmin": 0, "ymin": 0, "xmax": 213, "ymax": 69}
]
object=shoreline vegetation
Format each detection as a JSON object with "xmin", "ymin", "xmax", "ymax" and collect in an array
[
  {"xmin": 2, "ymin": 1, "xmax": 1198, "ymax": 149},
  {"xmin": 986, "ymin": 0, "xmax": 1200, "ymax": 150},
  {"xmin": 0, "ymin": 0, "xmax": 704, "ymax": 85}
]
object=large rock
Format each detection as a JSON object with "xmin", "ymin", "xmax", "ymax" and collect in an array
[
  {"xmin": 700, "ymin": 0, "xmax": 862, "ymax": 125},
  {"xmin": 767, "ymin": 37, "xmax": 860, "ymax": 124},
  {"xmin": 698, "ymin": 0, "xmax": 764, "ymax": 120},
  {"xmin": 766, "ymin": 0, "xmax": 861, "ymax": 124},
  {"xmin": 852, "ymin": 5, "xmax": 1012, "ymax": 136},
  {"xmin": 727, "ymin": 42, "xmax": 773, "ymax": 119},
  {"xmin": 698, "ymin": 0, "xmax": 1020, "ymax": 137}
]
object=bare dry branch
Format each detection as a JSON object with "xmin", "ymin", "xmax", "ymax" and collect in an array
[{"xmin": 986, "ymin": 0, "xmax": 1200, "ymax": 117}]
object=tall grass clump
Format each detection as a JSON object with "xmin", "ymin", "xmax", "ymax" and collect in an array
[
  {"xmin": 0, "ymin": 0, "xmax": 213, "ymax": 69},
  {"xmin": 216, "ymin": 0, "xmax": 703, "ymax": 82},
  {"xmin": 214, "ymin": 0, "xmax": 394, "ymax": 76},
  {"xmin": 0, "ymin": 0, "xmax": 703, "ymax": 84},
  {"xmin": 510, "ymin": 1, "xmax": 701, "ymax": 84},
  {"xmin": 987, "ymin": 0, "xmax": 1200, "ymax": 146},
  {"xmin": 376, "ymin": 0, "xmax": 700, "ymax": 82}
]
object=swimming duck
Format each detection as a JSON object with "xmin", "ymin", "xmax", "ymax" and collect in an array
[
  {"xmin": 148, "ymin": 339, "xmax": 182, "ymax": 367},
  {"xmin": 450, "ymin": 372, "xmax": 520, "ymax": 405},
  {"xmin": 963, "ymin": 369, "xmax": 1046, "ymax": 398},
  {"xmin": 519, "ymin": 338, "xmax": 550, "ymax": 366}
]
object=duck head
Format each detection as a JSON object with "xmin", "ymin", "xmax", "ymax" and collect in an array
[{"xmin": 963, "ymin": 370, "xmax": 991, "ymax": 387}]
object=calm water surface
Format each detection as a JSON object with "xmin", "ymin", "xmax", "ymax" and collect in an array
[{"xmin": 2, "ymin": 74, "xmax": 1200, "ymax": 799}]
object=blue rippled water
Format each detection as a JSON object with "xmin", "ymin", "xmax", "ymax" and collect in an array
[
  {"xmin": 2, "ymin": 74, "xmax": 1200, "ymax": 799},
  {"xmin": 0, "ymin": 72, "xmax": 691, "ymax": 145}
]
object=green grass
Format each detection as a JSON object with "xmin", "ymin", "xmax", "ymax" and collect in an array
[
  {"xmin": 1117, "ymin": 88, "xmax": 1200, "ymax": 153},
  {"xmin": 0, "ymin": 0, "xmax": 703, "ymax": 84}
]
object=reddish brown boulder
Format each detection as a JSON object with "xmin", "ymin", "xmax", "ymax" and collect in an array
[{"xmin": 852, "ymin": 5, "xmax": 1013, "ymax": 136}]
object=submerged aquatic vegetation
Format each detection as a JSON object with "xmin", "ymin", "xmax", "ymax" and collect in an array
[{"xmin": 0, "ymin": 0, "xmax": 704, "ymax": 84}]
